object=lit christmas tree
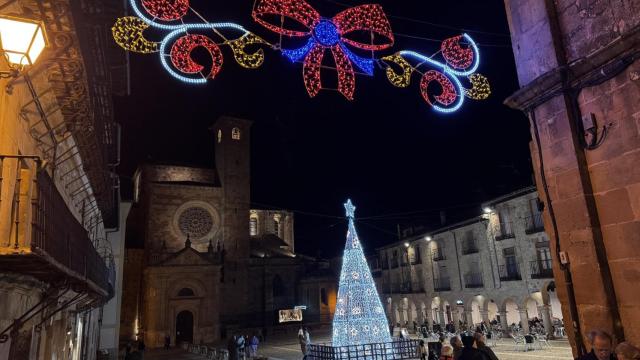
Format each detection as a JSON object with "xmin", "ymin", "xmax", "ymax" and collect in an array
[{"xmin": 332, "ymin": 199, "xmax": 392, "ymax": 347}]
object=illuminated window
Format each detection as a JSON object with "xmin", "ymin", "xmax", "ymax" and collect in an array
[
  {"xmin": 250, "ymin": 216, "xmax": 258, "ymax": 236},
  {"xmin": 217, "ymin": 130, "xmax": 222, "ymax": 143},
  {"xmin": 232, "ymin": 127, "xmax": 241, "ymax": 140}
]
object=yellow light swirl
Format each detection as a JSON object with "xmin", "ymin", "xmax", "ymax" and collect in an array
[
  {"xmin": 112, "ymin": 17, "xmax": 159, "ymax": 54},
  {"xmin": 227, "ymin": 33, "xmax": 268, "ymax": 69},
  {"xmin": 381, "ymin": 54, "xmax": 413, "ymax": 88},
  {"xmin": 464, "ymin": 73, "xmax": 491, "ymax": 100}
]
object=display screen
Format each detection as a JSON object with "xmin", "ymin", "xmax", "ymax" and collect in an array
[{"xmin": 278, "ymin": 309, "xmax": 303, "ymax": 323}]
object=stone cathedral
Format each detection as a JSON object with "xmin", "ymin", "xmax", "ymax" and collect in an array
[{"xmin": 120, "ymin": 117, "xmax": 337, "ymax": 347}]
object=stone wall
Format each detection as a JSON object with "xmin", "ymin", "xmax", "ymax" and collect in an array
[
  {"xmin": 503, "ymin": 0, "xmax": 640, "ymax": 353},
  {"xmin": 120, "ymin": 249, "xmax": 145, "ymax": 342}
]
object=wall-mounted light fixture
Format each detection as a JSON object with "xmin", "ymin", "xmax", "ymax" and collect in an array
[{"xmin": 0, "ymin": 15, "xmax": 47, "ymax": 78}]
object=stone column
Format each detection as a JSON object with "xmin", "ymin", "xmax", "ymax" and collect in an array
[
  {"xmin": 426, "ymin": 308, "xmax": 434, "ymax": 330},
  {"xmin": 465, "ymin": 310, "xmax": 474, "ymax": 328},
  {"xmin": 498, "ymin": 311, "xmax": 509, "ymax": 332},
  {"xmin": 416, "ymin": 306, "xmax": 425, "ymax": 325},
  {"xmin": 519, "ymin": 309, "xmax": 530, "ymax": 334},
  {"xmin": 480, "ymin": 310, "xmax": 490, "ymax": 324},
  {"xmin": 539, "ymin": 305, "xmax": 553, "ymax": 337},
  {"xmin": 440, "ymin": 309, "xmax": 447, "ymax": 328},
  {"xmin": 398, "ymin": 306, "xmax": 405, "ymax": 326}
]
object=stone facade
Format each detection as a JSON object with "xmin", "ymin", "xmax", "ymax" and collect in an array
[
  {"xmin": 0, "ymin": 0, "xmax": 126, "ymax": 359},
  {"xmin": 121, "ymin": 117, "xmax": 337, "ymax": 348},
  {"xmin": 503, "ymin": 0, "xmax": 640, "ymax": 355},
  {"xmin": 376, "ymin": 188, "xmax": 562, "ymax": 336}
]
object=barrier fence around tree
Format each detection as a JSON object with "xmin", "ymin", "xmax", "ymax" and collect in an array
[{"xmin": 307, "ymin": 339, "xmax": 419, "ymax": 360}]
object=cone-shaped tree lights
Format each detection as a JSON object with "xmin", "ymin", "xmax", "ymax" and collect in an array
[{"xmin": 332, "ymin": 199, "xmax": 392, "ymax": 346}]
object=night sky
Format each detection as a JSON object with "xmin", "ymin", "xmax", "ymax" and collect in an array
[{"xmin": 115, "ymin": 0, "xmax": 532, "ymax": 257}]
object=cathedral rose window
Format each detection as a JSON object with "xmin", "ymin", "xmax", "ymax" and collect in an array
[{"xmin": 178, "ymin": 207, "xmax": 214, "ymax": 239}]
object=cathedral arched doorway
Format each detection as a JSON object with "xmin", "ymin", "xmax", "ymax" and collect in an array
[{"xmin": 176, "ymin": 310, "xmax": 194, "ymax": 344}]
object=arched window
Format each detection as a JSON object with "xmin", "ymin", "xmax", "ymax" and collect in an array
[
  {"xmin": 272, "ymin": 275, "xmax": 285, "ymax": 297},
  {"xmin": 274, "ymin": 219, "xmax": 280, "ymax": 236},
  {"xmin": 232, "ymin": 127, "xmax": 241, "ymax": 140},
  {"xmin": 178, "ymin": 288, "xmax": 195, "ymax": 297},
  {"xmin": 249, "ymin": 216, "xmax": 258, "ymax": 236}
]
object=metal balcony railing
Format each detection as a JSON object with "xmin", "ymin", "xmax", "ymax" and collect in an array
[
  {"xmin": 498, "ymin": 264, "xmax": 522, "ymax": 281},
  {"xmin": 495, "ymin": 221, "xmax": 515, "ymax": 241},
  {"xmin": 525, "ymin": 214, "xmax": 545, "ymax": 234},
  {"xmin": 432, "ymin": 250, "xmax": 446, "ymax": 261},
  {"xmin": 0, "ymin": 162, "xmax": 110, "ymax": 297},
  {"xmin": 461, "ymin": 240, "xmax": 479, "ymax": 255},
  {"xmin": 530, "ymin": 259, "xmax": 554, "ymax": 279},
  {"xmin": 410, "ymin": 256, "xmax": 422, "ymax": 265},
  {"xmin": 464, "ymin": 273, "xmax": 484, "ymax": 288},
  {"xmin": 433, "ymin": 277, "xmax": 451, "ymax": 291}
]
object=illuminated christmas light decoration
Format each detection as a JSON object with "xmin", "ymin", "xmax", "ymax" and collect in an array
[
  {"xmin": 112, "ymin": 17, "xmax": 159, "ymax": 54},
  {"xmin": 381, "ymin": 54, "xmax": 413, "ymax": 88},
  {"xmin": 377, "ymin": 34, "xmax": 488, "ymax": 113},
  {"xmin": 141, "ymin": 0, "xmax": 189, "ymax": 21},
  {"xmin": 465, "ymin": 73, "xmax": 491, "ymax": 100},
  {"xmin": 253, "ymin": 0, "xmax": 393, "ymax": 99},
  {"xmin": 227, "ymin": 33, "xmax": 269, "ymax": 69},
  {"xmin": 113, "ymin": 0, "xmax": 490, "ymax": 113},
  {"xmin": 170, "ymin": 34, "xmax": 223, "ymax": 79},
  {"xmin": 441, "ymin": 35, "xmax": 473, "ymax": 69},
  {"xmin": 332, "ymin": 199, "xmax": 392, "ymax": 347},
  {"xmin": 420, "ymin": 70, "xmax": 458, "ymax": 108}
]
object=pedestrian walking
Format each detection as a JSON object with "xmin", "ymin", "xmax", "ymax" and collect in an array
[
  {"xmin": 237, "ymin": 333, "xmax": 246, "ymax": 360},
  {"xmin": 298, "ymin": 328, "xmax": 308, "ymax": 356},
  {"xmin": 416, "ymin": 340, "xmax": 428, "ymax": 360},
  {"xmin": 440, "ymin": 345, "xmax": 455, "ymax": 360},
  {"xmin": 228, "ymin": 335, "xmax": 239, "ymax": 360},
  {"xmin": 164, "ymin": 334, "xmax": 171, "ymax": 350},
  {"xmin": 250, "ymin": 334, "xmax": 260, "ymax": 357},
  {"xmin": 578, "ymin": 330, "xmax": 616, "ymax": 360},
  {"xmin": 474, "ymin": 332, "xmax": 498, "ymax": 360}
]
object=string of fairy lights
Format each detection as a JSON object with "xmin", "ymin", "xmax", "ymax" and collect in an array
[{"xmin": 112, "ymin": 0, "xmax": 493, "ymax": 113}]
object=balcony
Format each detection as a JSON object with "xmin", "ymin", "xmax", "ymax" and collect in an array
[
  {"xmin": 432, "ymin": 251, "xmax": 446, "ymax": 261},
  {"xmin": 461, "ymin": 241, "xmax": 479, "ymax": 255},
  {"xmin": 495, "ymin": 221, "xmax": 515, "ymax": 241},
  {"xmin": 530, "ymin": 259, "xmax": 554, "ymax": 279},
  {"xmin": 498, "ymin": 264, "xmax": 522, "ymax": 281},
  {"xmin": 433, "ymin": 277, "xmax": 451, "ymax": 291},
  {"xmin": 525, "ymin": 214, "xmax": 545, "ymax": 234},
  {"xmin": 410, "ymin": 256, "xmax": 422, "ymax": 265},
  {"xmin": 0, "ymin": 164, "xmax": 111, "ymax": 298},
  {"xmin": 464, "ymin": 273, "xmax": 484, "ymax": 288}
]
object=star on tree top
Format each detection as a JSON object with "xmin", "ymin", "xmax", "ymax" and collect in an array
[{"xmin": 344, "ymin": 199, "xmax": 356, "ymax": 219}]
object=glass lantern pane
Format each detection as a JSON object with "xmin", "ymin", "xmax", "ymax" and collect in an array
[
  {"xmin": 0, "ymin": 18, "xmax": 40, "ymax": 65},
  {"xmin": 28, "ymin": 26, "xmax": 46, "ymax": 65}
]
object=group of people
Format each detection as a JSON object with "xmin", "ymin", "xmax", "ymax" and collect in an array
[
  {"xmin": 576, "ymin": 330, "xmax": 640, "ymax": 360},
  {"xmin": 227, "ymin": 333, "xmax": 261, "ymax": 360},
  {"xmin": 415, "ymin": 328, "xmax": 640, "ymax": 360}
]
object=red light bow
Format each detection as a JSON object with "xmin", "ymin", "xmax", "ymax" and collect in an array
[{"xmin": 253, "ymin": 0, "xmax": 394, "ymax": 100}]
